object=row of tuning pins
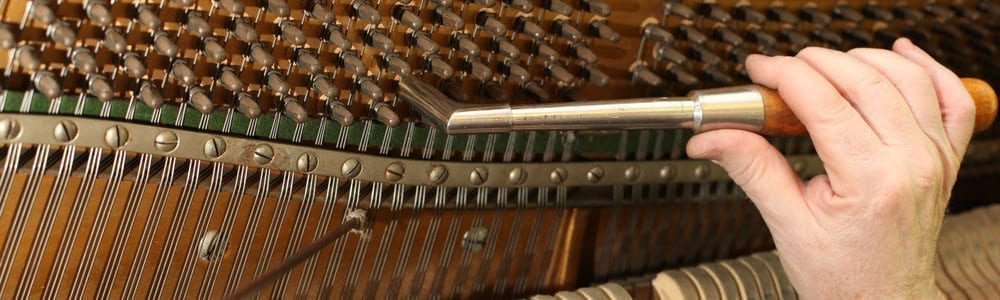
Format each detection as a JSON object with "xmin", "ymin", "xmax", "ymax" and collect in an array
[{"xmin": 629, "ymin": 0, "xmax": 999, "ymax": 93}]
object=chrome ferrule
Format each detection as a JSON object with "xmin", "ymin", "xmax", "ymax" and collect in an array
[{"xmin": 688, "ymin": 85, "xmax": 765, "ymax": 133}]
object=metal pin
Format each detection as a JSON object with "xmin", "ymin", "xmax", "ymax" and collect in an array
[
  {"xmin": 232, "ymin": 18, "xmax": 259, "ymax": 43},
  {"xmin": 382, "ymin": 53, "xmax": 412, "ymax": 75},
  {"xmin": 734, "ymin": 5, "xmax": 766, "ymax": 23},
  {"xmin": 312, "ymin": 75, "xmax": 339, "ymax": 99},
  {"xmin": 503, "ymin": 0, "xmax": 532, "ymax": 13},
  {"xmin": 643, "ymin": 24, "xmax": 673, "ymax": 44},
  {"xmin": 532, "ymin": 40, "xmax": 560, "ymax": 62},
  {"xmin": 282, "ymin": 97, "xmax": 309, "ymax": 123},
  {"xmin": 136, "ymin": 5, "xmax": 163, "ymax": 30},
  {"xmin": 429, "ymin": 0, "xmax": 452, "ymax": 5},
  {"xmin": 523, "ymin": 82, "xmax": 549, "ymax": 100},
  {"xmin": 482, "ymin": 81, "xmax": 507, "ymax": 102},
  {"xmin": 514, "ymin": 16, "xmax": 545, "ymax": 39},
  {"xmin": 476, "ymin": 12, "xmax": 507, "ymax": 36},
  {"xmin": 308, "ymin": 1, "xmax": 335, "ymax": 24},
  {"xmin": 265, "ymin": 0, "xmax": 291, "ymax": 17},
  {"xmin": 171, "ymin": 60, "xmax": 197, "ymax": 87},
  {"xmin": 409, "ymin": 31, "xmax": 440, "ymax": 53},
  {"xmin": 502, "ymin": 61, "xmax": 530, "ymax": 83},
  {"xmin": 357, "ymin": 76, "xmax": 384, "ymax": 101},
  {"xmin": 203, "ymin": 37, "xmax": 228, "ymax": 61},
  {"xmin": 325, "ymin": 25, "xmax": 353, "ymax": 51},
  {"xmin": 88, "ymin": 75, "xmax": 114, "ymax": 101},
  {"xmin": 71, "ymin": 48, "xmax": 98, "ymax": 75},
  {"xmin": 173, "ymin": 0, "xmax": 195, "ymax": 6},
  {"xmin": 665, "ymin": 64, "xmax": 697, "ymax": 87},
  {"xmin": 779, "ymin": 28, "xmax": 810, "ymax": 50},
  {"xmin": 85, "ymin": 0, "xmax": 114, "ymax": 26},
  {"xmin": 218, "ymin": 66, "xmax": 245, "ymax": 91},
  {"xmin": 434, "ymin": 7, "xmax": 464, "ymax": 28},
  {"xmin": 465, "ymin": 59, "xmax": 493, "ymax": 81},
  {"xmin": 236, "ymin": 92, "xmax": 261, "ymax": 118},
  {"xmin": 699, "ymin": 3, "xmax": 731, "ymax": 22},
  {"xmin": 33, "ymin": 71, "xmax": 62, "ymax": 99},
  {"xmin": 471, "ymin": 0, "xmax": 496, "ymax": 7},
  {"xmin": 339, "ymin": 51, "xmax": 368, "ymax": 74},
  {"xmin": 186, "ymin": 12, "xmax": 212, "ymax": 38},
  {"xmin": 138, "ymin": 81, "xmax": 164, "ymax": 109},
  {"xmin": 714, "ymin": 27, "xmax": 743, "ymax": 46},
  {"xmin": 546, "ymin": 63, "xmax": 573, "ymax": 84},
  {"xmin": 440, "ymin": 78, "xmax": 466, "ymax": 101},
  {"xmin": 655, "ymin": 45, "xmax": 686, "ymax": 65},
  {"xmin": 767, "ymin": 6, "xmax": 799, "ymax": 23},
  {"xmin": 364, "ymin": 29, "xmax": 395, "ymax": 53},
  {"xmin": 863, "ymin": 3, "xmax": 894, "ymax": 21},
  {"xmin": 188, "ymin": 87, "xmax": 215, "ymax": 114},
  {"xmin": 153, "ymin": 31, "xmax": 180, "ymax": 58},
  {"xmin": 570, "ymin": 43, "xmax": 597, "ymax": 64},
  {"xmin": 632, "ymin": 64, "xmax": 662, "ymax": 87},
  {"xmin": 843, "ymin": 27, "xmax": 874, "ymax": 44},
  {"xmin": 490, "ymin": 37, "xmax": 520, "ymax": 59},
  {"xmin": 216, "ymin": 0, "xmax": 246, "ymax": 15},
  {"xmin": 551, "ymin": 19, "xmax": 582, "ymax": 42},
  {"xmin": 704, "ymin": 67, "xmax": 734, "ymax": 85},
  {"xmin": 279, "ymin": 21, "xmax": 307, "ymax": 46},
  {"xmin": 393, "ymin": 5, "xmax": 423, "ymax": 30},
  {"xmin": 663, "ymin": 1, "xmax": 695, "ymax": 18},
  {"xmin": 581, "ymin": 65, "xmax": 609, "ymax": 87},
  {"xmin": 31, "ymin": 1, "xmax": 57, "ymax": 24},
  {"xmin": 542, "ymin": 0, "xmax": 572, "ymax": 16},
  {"xmin": 351, "ymin": 0, "xmax": 381, "ymax": 24},
  {"xmin": 326, "ymin": 100, "xmax": 353, "ymax": 126},
  {"xmin": 589, "ymin": 20, "xmax": 620, "ymax": 42},
  {"xmin": 580, "ymin": 0, "xmax": 611, "ymax": 17},
  {"xmin": 249, "ymin": 42, "xmax": 275, "ymax": 66},
  {"xmin": 690, "ymin": 45, "xmax": 720, "ymax": 66},
  {"xmin": 15, "ymin": 46, "xmax": 42, "ymax": 71},
  {"xmin": 677, "ymin": 25, "xmax": 706, "ymax": 44},
  {"xmin": 103, "ymin": 27, "xmax": 128, "ymax": 54},
  {"xmin": 373, "ymin": 102, "xmax": 400, "ymax": 127},
  {"xmin": 0, "ymin": 24, "xmax": 12, "ymax": 49},
  {"xmin": 295, "ymin": 49, "xmax": 322, "ymax": 74},
  {"xmin": 813, "ymin": 28, "xmax": 843, "ymax": 46},
  {"xmin": 425, "ymin": 54, "xmax": 454, "ymax": 79},
  {"xmin": 265, "ymin": 71, "xmax": 290, "ymax": 94},
  {"xmin": 892, "ymin": 5, "xmax": 923, "ymax": 20},
  {"xmin": 801, "ymin": 6, "xmax": 832, "ymax": 25},
  {"xmin": 48, "ymin": 21, "xmax": 77, "ymax": 47},
  {"xmin": 833, "ymin": 5, "xmax": 864, "ymax": 23},
  {"xmin": 451, "ymin": 33, "xmax": 480, "ymax": 57},
  {"xmin": 747, "ymin": 28, "xmax": 777, "ymax": 48}
]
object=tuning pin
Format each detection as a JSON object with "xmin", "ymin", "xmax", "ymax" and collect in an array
[
  {"xmin": 663, "ymin": 1, "xmax": 696, "ymax": 18},
  {"xmin": 843, "ymin": 28, "xmax": 874, "ymax": 45},
  {"xmin": 747, "ymin": 28, "xmax": 777, "ymax": 49},
  {"xmin": 351, "ymin": 0, "xmax": 381, "ymax": 24},
  {"xmin": 32, "ymin": 71, "xmax": 62, "ymax": 99},
  {"xmin": 569, "ymin": 43, "xmax": 597, "ymax": 64},
  {"xmin": 202, "ymin": 37, "xmax": 227, "ymax": 61},
  {"xmin": 278, "ymin": 21, "xmax": 306, "ymax": 46},
  {"xmin": 264, "ymin": 70, "xmax": 290, "ymax": 94},
  {"xmin": 188, "ymin": 87, "xmax": 215, "ymax": 114},
  {"xmin": 779, "ymin": 28, "xmax": 810, "ymax": 50},
  {"xmin": 551, "ymin": 19, "xmax": 582, "ymax": 42},
  {"xmin": 699, "ymin": 3, "xmax": 732, "ymax": 22},
  {"xmin": 489, "ymin": 37, "xmax": 520, "ymax": 59},
  {"xmin": 249, "ymin": 42, "xmax": 275, "ymax": 66},
  {"xmin": 183, "ymin": 12, "xmax": 212, "ymax": 38},
  {"xmin": 171, "ymin": 60, "xmax": 197, "ymax": 87},
  {"xmin": 531, "ymin": 41, "xmax": 560, "ymax": 62},
  {"xmin": 138, "ymin": 81, "xmax": 164, "ymax": 109},
  {"xmin": 689, "ymin": 45, "xmax": 720, "ymax": 66},
  {"xmin": 767, "ymin": 5, "xmax": 798, "ymax": 23},
  {"xmin": 580, "ymin": 0, "xmax": 611, "ymax": 17},
  {"xmin": 326, "ymin": 100, "xmax": 353, "ymax": 126},
  {"xmin": 172, "ymin": 0, "xmax": 195, "ymax": 5},
  {"xmin": 471, "ymin": 12, "xmax": 504, "ymax": 36},
  {"xmin": 71, "ymin": 49, "xmax": 98, "ymax": 74},
  {"xmin": 734, "ymin": 5, "xmax": 766, "ymax": 23},
  {"xmin": 470, "ymin": 0, "xmax": 496, "ymax": 7},
  {"xmin": 677, "ymin": 25, "xmax": 707, "ymax": 44},
  {"xmin": 393, "ymin": 5, "xmax": 423, "ymax": 30},
  {"xmin": 482, "ymin": 81, "xmax": 507, "ymax": 102},
  {"xmin": 514, "ymin": 16, "xmax": 546, "ymax": 39},
  {"xmin": 434, "ymin": 7, "xmax": 464, "ymax": 28},
  {"xmin": 946, "ymin": 4, "xmax": 974, "ymax": 19},
  {"xmin": 813, "ymin": 28, "xmax": 843, "ymax": 46},
  {"xmin": 294, "ymin": 49, "xmax": 322, "ymax": 74},
  {"xmin": 356, "ymin": 76, "xmax": 383, "ymax": 102},
  {"xmin": 424, "ymin": 54, "xmax": 454, "ymax": 79},
  {"xmin": 580, "ymin": 65, "xmax": 609, "ymax": 87},
  {"xmin": 833, "ymin": 5, "xmax": 864, "ymax": 23},
  {"xmin": 958, "ymin": 21, "xmax": 990, "ymax": 38},
  {"xmin": 103, "ymin": 28, "xmax": 128, "ymax": 54},
  {"xmin": 642, "ymin": 24, "xmax": 673, "ymax": 44},
  {"xmin": 932, "ymin": 23, "xmax": 963, "ymax": 39},
  {"xmin": 800, "ymin": 6, "xmax": 832, "ymax": 25},
  {"xmin": 451, "ymin": 33, "xmax": 480, "ymax": 57},
  {"xmin": 541, "ymin": 0, "xmax": 573, "ymax": 16},
  {"xmin": 264, "ymin": 0, "xmax": 291, "ymax": 17},
  {"xmin": 893, "ymin": 4, "xmax": 924, "ymax": 20},
  {"xmin": 729, "ymin": 47, "xmax": 749, "ymax": 63},
  {"xmin": 464, "ymin": 59, "xmax": 494, "ymax": 81},
  {"xmin": 85, "ymin": 0, "xmax": 114, "ymax": 25},
  {"xmin": 217, "ymin": 66, "xmax": 244, "ymax": 91},
  {"xmin": 88, "ymin": 75, "xmax": 114, "ymax": 101},
  {"xmin": 665, "ymin": 64, "xmax": 697, "ymax": 87},
  {"xmin": 632, "ymin": 64, "xmax": 662, "ymax": 87},
  {"xmin": 308, "ymin": 0, "xmax": 336, "ymax": 24},
  {"xmin": 364, "ymin": 29, "xmax": 394, "ymax": 53},
  {"xmin": 503, "ymin": 0, "xmax": 533, "ymax": 13},
  {"xmin": 31, "ymin": 1, "xmax": 56, "ymax": 24},
  {"xmin": 381, "ymin": 53, "xmax": 411, "ymax": 75},
  {"xmin": 236, "ymin": 92, "xmax": 261, "ymax": 118},
  {"xmin": 409, "ymin": 31, "xmax": 440, "ymax": 53},
  {"xmin": 501, "ymin": 61, "xmax": 531, "ymax": 83},
  {"xmin": 714, "ymin": 27, "xmax": 744, "ymax": 46},
  {"xmin": 282, "ymin": 96, "xmax": 309, "ymax": 123},
  {"xmin": 122, "ymin": 52, "xmax": 147, "ymax": 78},
  {"xmin": 655, "ymin": 45, "xmax": 686, "ymax": 65},
  {"xmin": 216, "ymin": 0, "xmax": 245, "ymax": 15},
  {"xmin": 136, "ymin": 5, "xmax": 163, "ymax": 30},
  {"xmin": 325, "ymin": 25, "xmax": 353, "ymax": 51},
  {"xmin": 863, "ymin": 3, "xmax": 894, "ymax": 22},
  {"xmin": 311, "ymin": 74, "xmax": 340, "ymax": 99},
  {"xmin": 522, "ymin": 81, "xmax": 549, "ymax": 101},
  {"xmin": 339, "ymin": 51, "xmax": 368, "ymax": 74},
  {"xmin": 589, "ymin": 20, "xmax": 620, "ymax": 42},
  {"xmin": 0, "ymin": 24, "xmax": 12, "ymax": 49},
  {"xmin": 47, "ymin": 21, "xmax": 77, "ymax": 47},
  {"xmin": 15, "ymin": 46, "xmax": 42, "ymax": 71},
  {"xmin": 372, "ymin": 102, "xmax": 400, "ymax": 127},
  {"xmin": 231, "ymin": 18, "xmax": 259, "ymax": 43},
  {"xmin": 704, "ymin": 67, "xmax": 734, "ymax": 85},
  {"xmin": 153, "ymin": 31, "xmax": 179, "ymax": 58}
]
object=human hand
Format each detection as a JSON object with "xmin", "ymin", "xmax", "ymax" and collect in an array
[{"xmin": 686, "ymin": 38, "xmax": 976, "ymax": 299}]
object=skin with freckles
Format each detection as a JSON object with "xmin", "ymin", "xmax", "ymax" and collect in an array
[{"xmin": 687, "ymin": 38, "xmax": 975, "ymax": 299}]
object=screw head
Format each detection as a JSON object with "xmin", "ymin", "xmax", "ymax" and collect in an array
[
  {"xmin": 470, "ymin": 166, "xmax": 488, "ymax": 186},
  {"xmin": 462, "ymin": 226, "xmax": 489, "ymax": 252},
  {"xmin": 197, "ymin": 230, "xmax": 225, "ymax": 261},
  {"xmin": 587, "ymin": 167, "xmax": 605, "ymax": 183},
  {"xmin": 508, "ymin": 167, "xmax": 527, "ymax": 185},
  {"xmin": 296, "ymin": 152, "xmax": 318, "ymax": 173},
  {"xmin": 253, "ymin": 144, "xmax": 274, "ymax": 165},
  {"xmin": 0, "ymin": 119, "xmax": 21, "ymax": 140},
  {"xmin": 693, "ymin": 163, "xmax": 711, "ymax": 179},
  {"xmin": 154, "ymin": 131, "xmax": 179, "ymax": 152},
  {"xmin": 104, "ymin": 125, "xmax": 130, "ymax": 148},
  {"xmin": 659, "ymin": 166, "xmax": 675, "ymax": 181},
  {"xmin": 624, "ymin": 165, "xmax": 640, "ymax": 182},
  {"xmin": 428, "ymin": 165, "xmax": 448, "ymax": 185},
  {"xmin": 791, "ymin": 160, "xmax": 806, "ymax": 174},
  {"xmin": 342, "ymin": 158, "xmax": 362, "ymax": 178},
  {"xmin": 54, "ymin": 120, "xmax": 78, "ymax": 143},
  {"xmin": 550, "ymin": 168, "xmax": 567, "ymax": 184},
  {"xmin": 204, "ymin": 136, "xmax": 227, "ymax": 159},
  {"xmin": 385, "ymin": 162, "xmax": 405, "ymax": 182}
]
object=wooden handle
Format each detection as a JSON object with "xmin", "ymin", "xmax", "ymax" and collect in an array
[{"xmin": 758, "ymin": 78, "xmax": 998, "ymax": 137}]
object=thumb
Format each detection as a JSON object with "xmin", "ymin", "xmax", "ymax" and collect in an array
[{"xmin": 686, "ymin": 129, "xmax": 808, "ymax": 221}]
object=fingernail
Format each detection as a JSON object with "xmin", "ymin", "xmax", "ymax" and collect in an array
[{"xmin": 745, "ymin": 53, "xmax": 764, "ymax": 64}]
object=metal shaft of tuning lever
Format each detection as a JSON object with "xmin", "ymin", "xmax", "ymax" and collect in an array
[{"xmin": 400, "ymin": 76, "xmax": 999, "ymax": 136}]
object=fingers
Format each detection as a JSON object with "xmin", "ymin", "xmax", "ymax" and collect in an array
[
  {"xmin": 891, "ymin": 38, "xmax": 977, "ymax": 156},
  {"xmin": 796, "ymin": 47, "xmax": 922, "ymax": 146},
  {"xmin": 746, "ymin": 54, "xmax": 882, "ymax": 183},
  {"xmin": 687, "ymin": 129, "xmax": 808, "ymax": 222}
]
